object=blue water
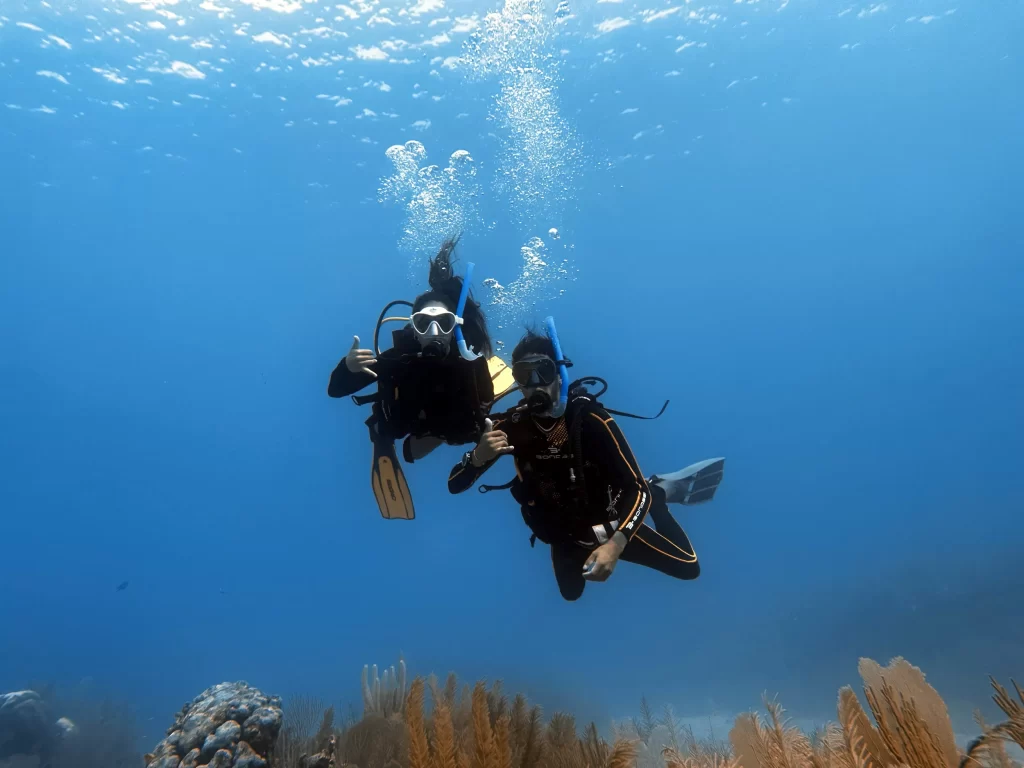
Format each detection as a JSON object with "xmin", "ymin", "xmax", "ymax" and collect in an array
[{"xmin": 1, "ymin": 0, "xmax": 1022, "ymax": 751}]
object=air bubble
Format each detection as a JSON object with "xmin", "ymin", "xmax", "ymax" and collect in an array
[
  {"xmin": 378, "ymin": 142, "xmax": 483, "ymax": 271},
  {"xmin": 458, "ymin": 0, "xmax": 582, "ymax": 227},
  {"xmin": 483, "ymin": 234, "xmax": 576, "ymax": 338}
]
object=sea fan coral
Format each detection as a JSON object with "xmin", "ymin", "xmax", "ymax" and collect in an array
[
  {"xmin": 961, "ymin": 679, "xmax": 1024, "ymax": 768},
  {"xmin": 137, "ymin": 656, "xmax": 1019, "ymax": 768}
]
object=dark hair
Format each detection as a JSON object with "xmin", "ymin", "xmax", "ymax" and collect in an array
[
  {"xmin": 412, "ymin": 236, "xmax": 492, "ymax": 357},
  {"xmin": 511, "ymin": 326, "xmax": 556, "ymax": 364}
]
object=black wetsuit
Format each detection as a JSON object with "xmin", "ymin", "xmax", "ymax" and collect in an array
[
  {"xmin": 448, "ymin": 400, "xmax": 700, "ymax": 600},
  {"xmin": 328, "ymin": 328, "xmax": 494, "ymax": 456}
]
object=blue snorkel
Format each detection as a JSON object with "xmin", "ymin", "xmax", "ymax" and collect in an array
[
  {"xmin": 454, "ymin": 262, "xmax": 483, "ymax": 361},
  {"xmin": 544, "ymin": 315, "xmax": 570, "ymax": 415}
]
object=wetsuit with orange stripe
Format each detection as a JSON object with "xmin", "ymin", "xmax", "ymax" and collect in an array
[{"xmin": 448, "ymin": 401, "xmax": 700, "ymax": 600}]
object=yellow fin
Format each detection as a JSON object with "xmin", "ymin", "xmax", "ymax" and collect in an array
[
  {"xmin": 371, "ymin": 440, "xmax": 415, "ymax": 520},
  {"xmin": 487, "ymin": 355, "xmax": 517, "ymax": 398}
]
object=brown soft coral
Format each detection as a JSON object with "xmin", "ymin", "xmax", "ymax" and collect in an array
[
  {"xmin": 270, "ymin": 656, "xmax": 1019, "ymax": 768},
  {"xmin": 728, "ymin": 696, "xmax": 815, "ymax": 768},
  {"xmin": 961, "ymin": 679, "xmax": 1024, "ymax": 768},
  {"xmin": 835, "ymin": 657, "xmax": 961, "ymax": 768},
  {"xmin": 727, "ymin": 657, "xmax": 981, "ymax": 768},
  {"xmin": 402, "ymin": 675, "xmax": 635, "ymax": 768}
]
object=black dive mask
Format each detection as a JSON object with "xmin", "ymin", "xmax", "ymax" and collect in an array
[{"xmin": 512, "ymin": 358, "xmax": 558, "ymax": 387}]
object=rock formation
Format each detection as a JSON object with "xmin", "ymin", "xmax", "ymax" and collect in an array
[{"xmin": 144, "ymin": 682, "xmax": 282, "ymax": 768}]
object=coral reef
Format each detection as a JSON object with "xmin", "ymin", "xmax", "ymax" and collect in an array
[
  {"xmin": 724, "ymin": 657, "xmax": 1023, "ymax": 768},
  {"xmin": 270, "ymin": 657, "xmax": 641, "ymax": 768},
  {"xmin": 403, "ymin": 674, "xmax": 640, "ymax": 768},
  {"xmin": 267, "ymin": 655, "xmax": 1020, "ymax": 768},
  {"xmin": 964, "ymin": 679, "xmax": 1024, "ymax": 768},
  {"xmin": 5, "ymin": 681, "xmax": 143, "ymax": 768},
  {"xmin": 49, "ymin": 690, "xmax": 139, "ymax": 768},
  {"xmin": 20, "ymin": 654, "xmax": 1017, "ymax": 768},
  {"xmin": 611, "ymin": 697, "xmax": 731, "ymax": 768},
  {"xmin": 363, "ymin": 659, "xmax": 408, "ymax": 719},
  {"xmin": 276, "ymin": 700, "xmax": 349, "ymax": 768},
  {"xmin": 0, "ymin": 690, "xmax": 76, "ymax": 767},
  {"xmin": 143, "ymin": 682, "xmax": 283, "ymax": 768}
]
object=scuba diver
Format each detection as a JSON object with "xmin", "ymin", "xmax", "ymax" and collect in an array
[
  {"xmin": 328, "ymin": 237, "xmax": 515, "ymax": 520},
  {"xmin": 447, "ymin": 317, "xmax": 725, "ymax": 601}
]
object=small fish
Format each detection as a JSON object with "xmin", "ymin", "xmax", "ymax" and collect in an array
[{"xmin": 116, "ymin": 581, "xmax": 129, "ymax": 592}]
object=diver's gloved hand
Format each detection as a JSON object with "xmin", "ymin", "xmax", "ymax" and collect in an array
[
  {"xmin": 345, "ymin": 335, "xmax": 377, "ymax": 378},
  {"xmin": 471, "ymin": 418, "xmax": 514, "ymax": 465}
]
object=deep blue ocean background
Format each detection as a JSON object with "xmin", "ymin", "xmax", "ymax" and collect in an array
[{"xmin": 1, "ymin": 0, "xmax": 1022, "ymax": 751}]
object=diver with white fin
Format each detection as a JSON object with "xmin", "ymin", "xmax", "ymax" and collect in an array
[
  {"xmin": 448, "ymin": 318, "xmax": 724, "ymax": 601},
  {"xmin": 328, "ymin": 236, "xmax": 516, "ymax": 521}
]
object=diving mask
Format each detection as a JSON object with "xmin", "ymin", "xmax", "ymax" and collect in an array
[
  {"xmin": 513, "ymin": 355, "xmax": 568, "ymax": 418},
  {"xmin": 411, "ymin": 305, "xmax": 457, "ymax": 357},
  {"xmin": 411, "ymin": 307, "xmax": 458, "ymax": 336},
  {"xmin": 512, "ymin": 358, "xmax": 558, "ymax": 387}
]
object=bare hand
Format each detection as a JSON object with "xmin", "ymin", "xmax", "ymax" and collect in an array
[
  {"xmin": 583, "ymin": 537, "xmax": 625, "ymax": 581},
  {"xmin": 345, "ymin": 335, "xmax": 377, "ymax": 378},
  {"xmin": 473, "ymin": 418, "xmax": 514, "ymax": 465}
]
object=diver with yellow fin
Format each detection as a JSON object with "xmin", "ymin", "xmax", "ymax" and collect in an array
[
  {"xmin": 448, "ymin": 317, "xmax": 725, "ymax": 600},
  {"xmin": 328, "ymin": 237, "xmax": 516, "ymax": 520}
]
